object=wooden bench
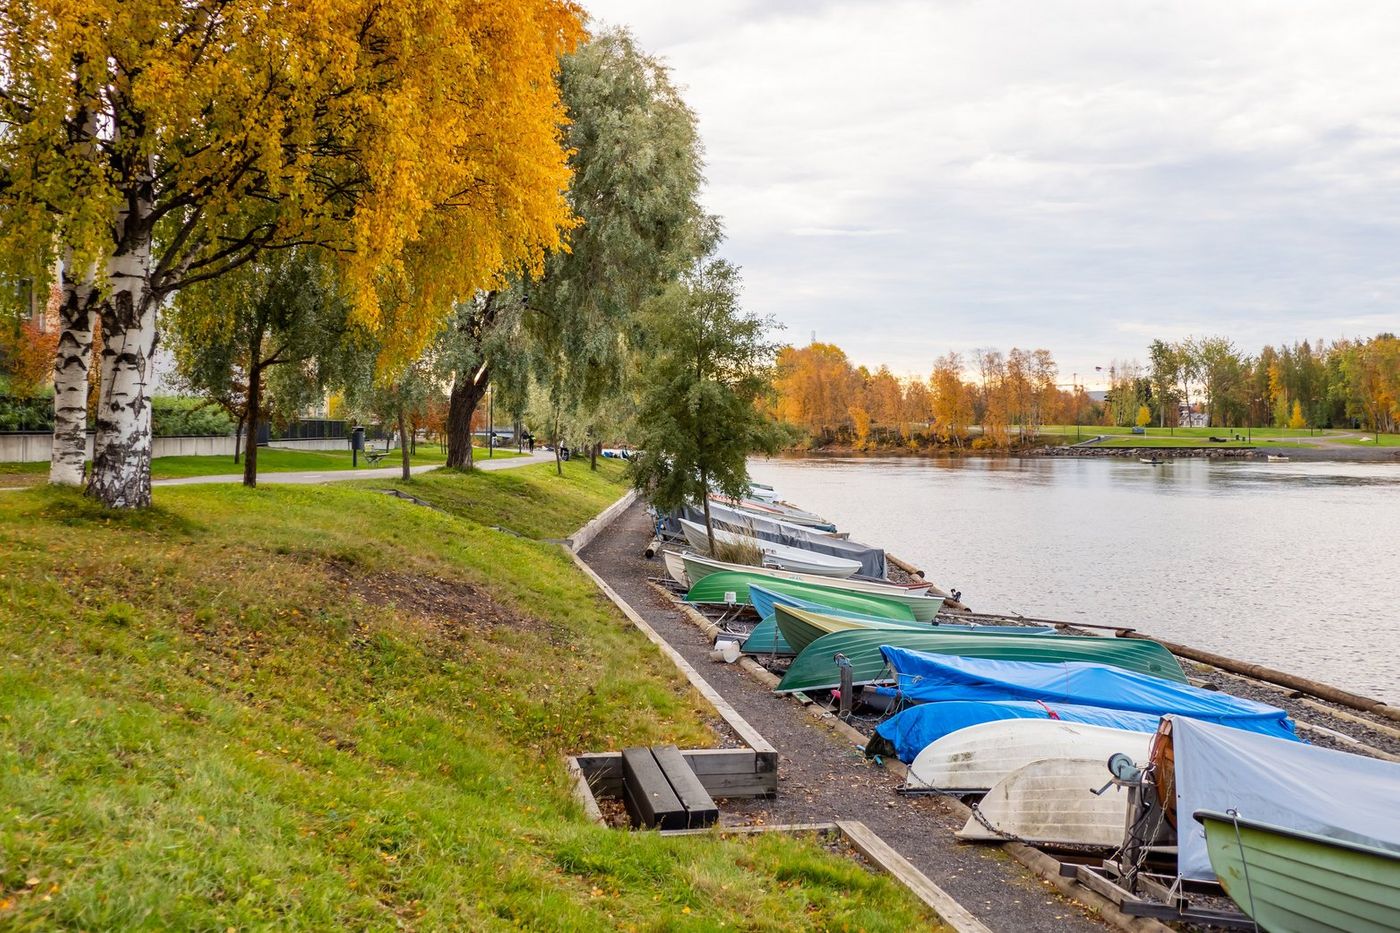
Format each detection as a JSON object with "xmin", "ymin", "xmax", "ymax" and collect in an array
[{"xmin": 621, "ymin": 745, "xmax": 719, "ymax": 830}]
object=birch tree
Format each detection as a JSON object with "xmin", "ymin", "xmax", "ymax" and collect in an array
[{"xmin": 0, "ymin": 0, "xmax": 583, "ymax": 507}]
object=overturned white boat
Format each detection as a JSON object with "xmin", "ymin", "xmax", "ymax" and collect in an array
[
  {"xmin": 908, "ymin": 720, "xmax": 1152, "ymax": 794},
  {"xmin": 679, "ymin": 518, "xmax": 861, "ymax": 578},
  {"xmin": 956, "ymin": 757, "xmax": 1133, "ymax": 848},
  {"xmin": 662, "ymin": 550, "xmax": 690, "ymax": 588}
]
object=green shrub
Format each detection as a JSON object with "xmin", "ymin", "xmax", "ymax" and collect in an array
[{"xmin": 151, "ymin": 396, "xmax": 236, "ymax": 436}]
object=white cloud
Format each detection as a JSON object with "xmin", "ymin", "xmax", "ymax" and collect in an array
[{"xmin": 584, "ymin": 0, "xmax": 1400, "ymax": 377}]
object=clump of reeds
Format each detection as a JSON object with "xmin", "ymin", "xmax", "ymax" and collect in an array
[{"xmin": 710, "ymin": 533, "xmax": 764, "ymax": 567}]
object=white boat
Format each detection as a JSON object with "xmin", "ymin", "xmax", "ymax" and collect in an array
[
  {"xmin": 1267, "ymin": 454, "xmax": 1290, "ymax": 462},
  {"xmin": 706, "ymin": 499, "xmax": 837, "ymax": 540},
  {"xmin": 679, "ymin": 552, "xmax": 947, "ymax": 622},
  {"xmin": 715, "ymin": 496, "xmax": 835, "ymax": 531},
  {"xmin": 956, "ymin": 757, "xmax": 1132, "ymax": 848},
  {"xmin": 679, "ymin": 519, "xmax": 861, "ymax": 578},
  {"xmin": 908, "ymin": 720, "xmax": 1152, "ymax": 794},
  {"xmin": 662, "ymin": 550, "xmax": 689, "ymax": 588}
]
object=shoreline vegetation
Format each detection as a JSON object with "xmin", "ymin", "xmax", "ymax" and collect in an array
[
  {"xmin": 0, "ymin": 459, "xmax": 935, "ymax": 929},
  {"xmin": 769, "ymin": 336, "xmax": 1400, "ymax": 457},
  {"xmin": 784, "ymin": 423, "xmax": 1398, "ymax": 461}
]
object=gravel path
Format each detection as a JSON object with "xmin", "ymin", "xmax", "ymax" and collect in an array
[{"xmin": 581, "ymin": 503, "xmax": 1109, "ymax": 933}]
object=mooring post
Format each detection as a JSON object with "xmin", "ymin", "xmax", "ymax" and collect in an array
[{"xmin": 835, "ymin": 653, "xmax": 852, "ymax": 720}]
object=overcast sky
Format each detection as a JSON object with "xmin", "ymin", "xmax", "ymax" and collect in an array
[{"xmin": 581, "ymin": 0, "xmax": 1400, "ymax": 386}]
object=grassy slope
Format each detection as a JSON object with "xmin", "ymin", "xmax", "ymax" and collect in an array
[{"xmin": 0, "ymin": 459, "xmax": 933, "ymax": 930}]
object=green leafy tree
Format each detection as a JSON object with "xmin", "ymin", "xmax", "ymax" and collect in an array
[
  {"xmin": 441, "ymin": 28, "xmax": 706, "ymax": 473},
  {"xmin": 1147, "ymin": 339, "xmax": 1181, "ymax": 428},
  {"xmin": 630, "ymin": 258, "xmax": 781, "ymax": 549},
  {"xmin": 167, "ymin": 250, "xmax": 353, "ymax": 487}
]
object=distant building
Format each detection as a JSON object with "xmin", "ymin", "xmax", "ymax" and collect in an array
[{"xmin": 1178, "ymin": 402, "xmax": 1208, "ymax": 428}]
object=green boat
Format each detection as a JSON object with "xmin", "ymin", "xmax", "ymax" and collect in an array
[
  {"xmin": 1196, "ymin": 809, "xmax": 1400, "ymax": 933},
  {"xmin": 743, "ymin": 606, "xmax": 932, "ymax": 656},
  {"xmin": 681, "ymin": 553, "xmax": 947, "ymax": 621},
  {"xmin": 776, "ymin": 628, "xmax": 1186, "ymax": 694},
  {"xmin": 773, "ymin": 604, "xmax": 932, "ymax": 656},
  {"xmin": 686, "ymin": 572, "xmax": 917, "ymax": 621}
]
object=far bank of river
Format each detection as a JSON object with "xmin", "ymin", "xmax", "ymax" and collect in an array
[{"xmin": 747, "ymin": 453, "xmax": 1400, "ymax": 704}]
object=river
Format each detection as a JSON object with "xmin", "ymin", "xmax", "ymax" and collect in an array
[{"xmin": 746, "ymin": 454, "xmax": 1400, "ymax": 704}]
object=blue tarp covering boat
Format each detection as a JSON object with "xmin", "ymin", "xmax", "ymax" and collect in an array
[
  {"xmin": 869, "ymin": 699, "xmax": 1163, "ymax": 762},
  {"xmin": 881, "ymin": 648, "xmax": 1299, "ymax": 742},
  {"xmin": 1169, "ymin": 715, "xmax": 1400, "ymax": 882}
]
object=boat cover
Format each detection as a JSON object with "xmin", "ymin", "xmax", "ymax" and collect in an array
[
  {"xmin": 1170, "ymin": 715, "xmax": 1400, "ymax": 882},
  {"xmin": 871, "ymin": 700, "xmax": 1163, "ymax": 762},
  {"xmin": 882, "ymin": 649, "xmax": 1297, "ymax": 741},
  {"xmin": 680, "ymin": 504, "xmax": 887, "ymax": 579}
]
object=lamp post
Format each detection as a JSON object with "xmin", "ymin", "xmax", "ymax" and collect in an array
[{"xmin": 487, "ymin": 384, "xmax": 494, "ymax": 458}]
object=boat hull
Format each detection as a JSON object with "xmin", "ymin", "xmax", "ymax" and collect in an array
[
  {"xmin": 689, "ymin": 572, "xmax": 917, "ymax": 620},
  {"xmin": 679, "ymin": 518, "xmax": 861, "ymax": 578},
  {"xmin": 776, "ymin": 627, "xmax": 1185, "ymax": 695},
  {"xmin": 680, "ymin": 553, "xmax": 944, "ymax": 620},
  {"xmin": 909, "ymin": 719, "xmax": 1152, "ymax": 793},
  {"xmin": 1197, "ymin": 811, "xmax": 1400, "ymax": 933},
  {"xmin": 956, "ymin": 757, "xmax": 1131, "ymax": 848},
  {"xmin": 661, "ymin": 550, "xmax": 689, "ymax": 588}
]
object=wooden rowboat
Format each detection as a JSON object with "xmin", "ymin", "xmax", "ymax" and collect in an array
[{"xmin": 1196, "ymin": 809, "xmax": 1400, "ymax": 933}]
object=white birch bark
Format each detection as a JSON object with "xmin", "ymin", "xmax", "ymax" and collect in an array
[
  {"xmin": 88, "ymin": 187, "xmax": 157, "ymax": 509},
  {"xmin": 50, "ymin": 253, "xmax": 97, "ymax": 486}
]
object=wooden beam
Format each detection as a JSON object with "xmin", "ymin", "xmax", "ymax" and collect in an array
[
  {"xmin": 565, "ymin": 756, "xmax": 606, "ymax": 826},
  {"xmin": 835, "ymin": 820, "xmax": 993, "ymax": 933}
]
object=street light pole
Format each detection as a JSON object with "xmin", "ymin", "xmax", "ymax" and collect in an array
[{"xmin": 488, "ymin": 384, "xmax": 494, "ymax": 458}]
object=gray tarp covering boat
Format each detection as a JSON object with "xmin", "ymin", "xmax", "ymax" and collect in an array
[
  {"xmin": 679, "ymin": 504, "xmax": 887, "ymax": 579},
  {"xmin": 1167, "ymin": 715, "xmax": 1400, "ymax": 883}
]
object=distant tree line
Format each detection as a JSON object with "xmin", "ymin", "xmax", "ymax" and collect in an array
[{"xmin": 770, "ymin": 332, "xmax": 1400, "ymax": 449}]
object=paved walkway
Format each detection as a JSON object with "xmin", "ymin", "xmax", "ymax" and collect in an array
[{"xmin": 579, "ymin": 503, "xmax": 1108, "ymax": 933}]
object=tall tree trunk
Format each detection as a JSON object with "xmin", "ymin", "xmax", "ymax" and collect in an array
[
  {"xmin": 50, "ymin": 254, "xmax": 97, "ymax": 486},
  {"xmin": 88, "ymin": 177, "xmax": 157, "ymax": 509},
  {"xmin": 398, "ymin": 406, "xmax": 411, "ymax": 481},
  {"xmin": 554, "ymin": 406, "xmax": 562, "ymax": 476},
  {"xmin": 243, "ymin": 358, "xmax": 263, "ymax": 488},
  {"xmin": 699, "ymin": 468, "xmax": 715, "ymax": 552},
  {"xmin": 590, "ymin": 440, "xmax": 599, "ymax": 471},
  {"xmin": 446, "ymin": 368, "xmax": 489, "ymax": 470}
]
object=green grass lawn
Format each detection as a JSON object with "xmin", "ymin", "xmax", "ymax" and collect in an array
[
  {"xmin": 0, "ymin": 445, "xmax": 523, "ymax": 487},
  {"xmin": 0, "ymin": 461, "xmax": 934, "ymax": 929},
  {"xmin": 1333, "ymin": 433, "xmax": 1400, "ymax": 446}
]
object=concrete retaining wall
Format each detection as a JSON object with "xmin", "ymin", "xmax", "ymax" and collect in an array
[
  {"xmin": 1, "ymin": 432, "xmax": 237, "ymax": 463},
  {"xmin": 2, "ymin": 432, "xmax": 365, "ymax": 462}
]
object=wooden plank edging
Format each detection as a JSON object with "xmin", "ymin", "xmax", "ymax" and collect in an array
[
  {"xmin": 836, "ymin": 820, "xmax": 993, "ymax": 933},
  {"xmin": 567, "ymin": 549, "xmax": 776, "ymax": 757}
]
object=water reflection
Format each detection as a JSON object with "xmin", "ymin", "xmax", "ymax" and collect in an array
[{"xmin": 750, "ymin": 454, "xmax": 1400, "ymax": 702}]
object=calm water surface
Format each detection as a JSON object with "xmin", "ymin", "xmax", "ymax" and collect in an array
[{"xmin": 746, "ymin": 455, "xmax": 1400, "ymax": 703}]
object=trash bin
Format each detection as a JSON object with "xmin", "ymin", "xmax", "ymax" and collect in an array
[
  {"xmin": 560, "ymin": 445, "xmax": 571, "ymax": 461},
  {"xmin": 351, "ymin": 425, "xmax": 366, "ymax": 450}
]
